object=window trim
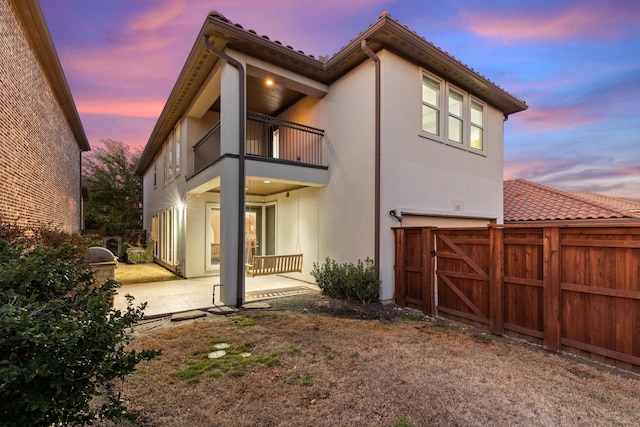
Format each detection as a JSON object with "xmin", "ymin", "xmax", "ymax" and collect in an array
[
  {"xmin": 446, "ymin": 84, "xmax": 465, "ymax": 148},
  {"xmin": 468, "ymin": 95, "xmax": 486, "ymax": 154},
  {"xmin": 153, "ymin": 156, "xmax": 157, "ymax": 189},
  {"xmin": 420, "ymin": 71, "xmax": 444, "ymax": 143},
  {"xmin": 419, "ymin": 68, "xmax": 488, "ymax": 156},
  {"xmin": 174, "ymin": 122, "xmax": 181, "ymax": 178}
]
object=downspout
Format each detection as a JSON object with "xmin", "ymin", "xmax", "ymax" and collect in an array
[
  {"xmin": 79, "ymin": 152, "xmax": 83, "ymax": 230},
  {"xmin": 203, "ymin": 35, "xmax": 246, "ymax": 308},
  {"xmin": 361, "ymin": 40, "xmax": 381, "ymax": 279}
]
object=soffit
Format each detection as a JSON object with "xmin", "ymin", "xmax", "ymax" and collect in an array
[
  {"xmin": 204, "ymin": 177, "xmax": 304, "ymax": 197},
  {"xmin": 213, "ymin": 13, "xmax": 527, "ymax": 115},
  {"xmin": 12, "ymin": 0, "xmax": 90, "ymax": 151},
  {"xmin": 138, "ymin": 11, "xmax": 528, "ymax": 174}
]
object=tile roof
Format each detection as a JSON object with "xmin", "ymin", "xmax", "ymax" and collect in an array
[
  {"xmin": 571, "ymin": 192, "xmax": 640, "ymax": 213},
  {"xmin": 206, "ymin": 11, "xmax": 527, "ymax": 106},
  {"xmin": 503, "ymin": 179, "xmax": 640, "ymax": 222},
  {"xmin": 137, "ymin": 9, "xmax": 527, "ymax": 174}
]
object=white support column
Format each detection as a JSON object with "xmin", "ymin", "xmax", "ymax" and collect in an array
[
  {"xmin": 217, "ymin": 60, "xmax": 245, "ymax": 306},
  {"xmin": 219, "ymin": 159, "xmax": 240, "ymax": 306}
]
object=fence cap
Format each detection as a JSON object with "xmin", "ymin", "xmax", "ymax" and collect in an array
[{"xmin": 84, "ymin": 246, "xmax": 117, "ymax": 264}]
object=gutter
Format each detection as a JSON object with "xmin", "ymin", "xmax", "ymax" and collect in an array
[
  {"xmin": 361, "ymin": 40, "xmax": 381, "ymax": 278},
  {"xmin": 202, "ymin": 35, "xmax": 246, "ymax": 308}
]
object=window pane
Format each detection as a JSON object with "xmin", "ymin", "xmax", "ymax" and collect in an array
[
  {"xmin": 175, "ymin": 124, "xmax": 181, "ymax": 175},
  {"xmin": 448, "ymin": 116, "xmax": 462, "ymax": 143},
  {"xmin": 422, "ymin": 105, "xmax": 439, "ymax": 134},
  {"xmin": 448, "ymin": 91, "xmax": 463, "ymax": 117},
  {"xmin": 471, "ymin": 125, "xmax": 483, "ymax": 150},
  {"xmin": 422, "ymin": 76, "xmax": 439, "ymax": 106},
  {"xmin": 471, "ymin": 101, "xmax": 483, "ymax": 125}
]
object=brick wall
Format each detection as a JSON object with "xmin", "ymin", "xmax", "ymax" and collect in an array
[{"xmin": 0, "ymin": 0, "xmax": 82, "ymax": 232}]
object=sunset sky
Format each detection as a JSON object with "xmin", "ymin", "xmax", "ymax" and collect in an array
[{"xmin": 40, "ymin": 0, "xmax": 640, "ymax": 198}]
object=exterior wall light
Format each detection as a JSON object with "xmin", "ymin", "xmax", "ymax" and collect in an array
[{"xmin": 389, "ymin": 209, "xmax": 403, "ymax": 222}]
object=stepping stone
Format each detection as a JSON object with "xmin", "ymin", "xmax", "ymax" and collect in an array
[
  {"xmin": 241, "ymin": 302, "xmax": 271, "ymax": 309},
  {"xmin": 171, "ymin": 310, "xmax": 207, "ymax": 322},
  {"xmin": 208, "ymin": 306, "xmax": 239, "ymax": 315}
]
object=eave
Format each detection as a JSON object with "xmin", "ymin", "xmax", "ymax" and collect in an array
[
  {"xmin": 12, "ymin": 0, "xmax": 90, "ymax": 152},
  {"xmin": 137, "ymin": 11, "xmax": 527, "ymax": 175}
]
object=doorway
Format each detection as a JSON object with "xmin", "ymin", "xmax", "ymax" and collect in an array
[{"xmin": 206, "ymin": 202, "xmax": 277, "ymax": 273}]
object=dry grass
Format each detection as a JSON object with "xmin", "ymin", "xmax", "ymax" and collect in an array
[
  {"xmin": 115, "ymin": 262, "xmax": 177, "ymax": 285},
  {"xmin": 114, "ymin": 312, "xmax": 640, "ymax": 426}
]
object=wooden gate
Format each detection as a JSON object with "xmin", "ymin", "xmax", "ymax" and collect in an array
[
  {"xmin": 393, "ymin": 227, "xmax": 434, "ymax": 315},
  {"xmin": 434, "ymin": 228, "xmax": 492, "ymax": 327},
  {"xmin": 393, "ymin": 225, "xmax": 640, "ymax": 372}
]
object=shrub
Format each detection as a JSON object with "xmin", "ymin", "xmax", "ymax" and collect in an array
[
  {"xmin": 0, "ymin": 220, "xmax": 159, "ymax": 426},
  {"xmin": 311, "ymin": 257, "xmax": 380, "ymax": 304},
  {"xmin": 126, "ymin": 246, "xmax": 153, "ymax": 264}
]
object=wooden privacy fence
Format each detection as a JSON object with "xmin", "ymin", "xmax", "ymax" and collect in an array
[{"xmin": 394, "ymin": 224, "xmax": 640, "ymax": 371}]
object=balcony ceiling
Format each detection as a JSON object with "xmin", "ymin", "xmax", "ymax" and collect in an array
[
  {"xmin": 210, "ymin": 74, "xmax": 305, "ymax": 116},
  {"xmin": 201, "ymin": 177, "xmax": 303, "ymax": 197},
  {"xmin": 245, "ymin": 177, "xmax": 304, "ymax": 196}
]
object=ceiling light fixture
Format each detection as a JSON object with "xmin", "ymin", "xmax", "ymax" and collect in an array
[{"xmin": 265, "ymin": 78, "xmax": 274, "ymax": 86}]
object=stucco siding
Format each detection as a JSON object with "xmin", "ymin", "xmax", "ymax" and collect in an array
[
  {"xmin": 379, "ymin": 50, "xmax": 504, "ymax": 220},
  {"xmin": 315, "ymin": 60, "xmax": 377, "ymax": 265}
]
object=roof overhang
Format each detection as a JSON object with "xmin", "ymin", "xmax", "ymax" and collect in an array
[
  {"xmin": 12, "ymin": 0, "xmax": 90, "ymax": 152},
  {"xmin": 137, "ymin": 11, "xmax": 527, "ymax": 175}
]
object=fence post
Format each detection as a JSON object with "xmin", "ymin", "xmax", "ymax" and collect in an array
[
  {"xmin": 422, "ymin": 227, "xmax": 435, "ymax": 316},
  {"xmin": 393, "ymin": 228, "xmax": 406, "ymax": 307},
  {"xmin": 543, "ymin": 227, "xmax": 561, "ymax": 352},
  {"xmin": 489, "ymin": 227, "xmax": 504, "ymax": 335}
]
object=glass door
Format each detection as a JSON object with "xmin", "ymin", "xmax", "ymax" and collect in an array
[
  {"xmin": 205, "ymin": 203, "xmax": 221, "ymax": 272},
  {"xmin": 206, "ymin": 203, "xmax": 276, "ymax": 272},
  {"xmin": 245, "ymin": 205, "xmax": 262, "ymax": 264}
]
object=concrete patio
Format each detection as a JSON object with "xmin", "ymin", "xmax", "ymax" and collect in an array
[{"xmin": 113, "ymin": 274, "xmax": 319, "ymax": 318}]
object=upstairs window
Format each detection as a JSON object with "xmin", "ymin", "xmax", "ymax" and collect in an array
[
  {"xmin": 421, "ymin": 75, "xmax": 441, "ymax": 138},
  {"xmin": 447, "ymin": 89, "xmax": 464, "ymax": 145},
  {"xmin": 470, "ymin": 100, "xmax": 484, "ymax": 151},
  {"xmin": 167, "ymin": 131, "xmax": 174, "ymax": 182},
  {"xmin": 174, "ymin": 123, "xmax": 181, "ymax": 177},
  {"xmin": 420, "ymin": 70, "xmax": 487, "ymax": 155}
]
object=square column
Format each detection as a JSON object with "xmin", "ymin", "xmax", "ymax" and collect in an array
[{"xmin": 217, "ymin": 59, "xmax": 246, "ymax": 306}]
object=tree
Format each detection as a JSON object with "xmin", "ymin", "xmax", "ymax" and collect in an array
[
  {"xmin": 83, "ymin": 139, "xmax": 142, "ymax": 236},
  {"xmin": 0, "ymin": 220, "xmax": 159, "ymax": 426}
]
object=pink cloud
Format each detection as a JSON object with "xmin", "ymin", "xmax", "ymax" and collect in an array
[
  {"xmin": 76, "ymin": 100, "xmax": 165, "ymax": 118},
  {"xmin": 511, "ymin": 104, "xmax": 602, "ymax": 132},
  {"xmin": 58, "ymin": 0, "xmax": 391, "ymax": 152},
  {"xmin": 128, "ymin": 0, "xmax": 187, "ymax": 31},
  {"xmin": 464, "ymin": 4, "xmax": 639, "ymax": 42}
]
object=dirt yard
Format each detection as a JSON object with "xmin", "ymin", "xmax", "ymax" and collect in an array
[{"xmin": 108, "ymin": 293, "xmax": 640, "ymax": 427}]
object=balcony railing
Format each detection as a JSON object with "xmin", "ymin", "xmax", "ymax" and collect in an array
[
  {"xmin": 246, "ymin": 112, "xmax": 325, "ymax": 166},
  {"xmin": 192, "ymin": 122, "xmax": 221, "ymax": 176},
  {"xmin": 190, "ymin": 112, "xmax": 325, "ymax": 178}
]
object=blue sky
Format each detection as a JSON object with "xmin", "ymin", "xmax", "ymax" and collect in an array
[{"xmin": 40, "ymin": 0, "xmax": 640, "ymax": 198}]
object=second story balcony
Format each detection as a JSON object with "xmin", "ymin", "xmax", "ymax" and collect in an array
[{"xmin": 190, "ymin": 111, "xmax": 326, "ymax": 178}]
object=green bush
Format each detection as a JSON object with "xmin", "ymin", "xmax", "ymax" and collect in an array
[
  {"xmin": 126, "ymin": 246, "xmax": 153, "ymax": 264},
  {"xmin": 311, "ymin": 257, "xmax": 380, "ymax": 304},
  {"xmin": 0, "ymin": 220, "xmax": 159, "ymax": 426}
]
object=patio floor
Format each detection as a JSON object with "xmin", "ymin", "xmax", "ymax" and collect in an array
[{"xmin": 113, "ymin": 275, "xmax": 319, "ymax": 317}]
